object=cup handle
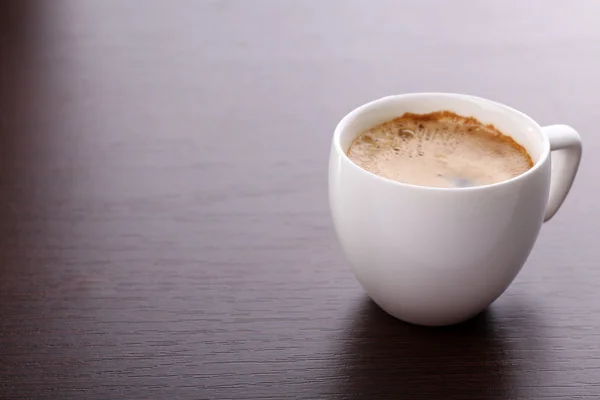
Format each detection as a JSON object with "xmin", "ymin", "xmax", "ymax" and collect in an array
[{"xmin": 542, "ymin": 125, "xmax": 582, "ymax": 222}]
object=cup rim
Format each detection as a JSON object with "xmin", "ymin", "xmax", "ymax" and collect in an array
[{"xmin": 333, "ymin": 92, "xmax": 550, "ymax": 192}]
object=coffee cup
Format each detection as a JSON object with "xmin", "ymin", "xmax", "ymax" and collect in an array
[{"xmin": 329, "ymin": 93, "xmax": 582, "ymax": 326}]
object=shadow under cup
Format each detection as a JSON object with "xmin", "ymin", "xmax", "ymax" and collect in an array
[
  {"xmin": 329, "ymin": 93, "xmax": 552, "ymax": 326},
  {"xmin": 334, "ymin": 298, "xmax": 538, "ymax": 399}
]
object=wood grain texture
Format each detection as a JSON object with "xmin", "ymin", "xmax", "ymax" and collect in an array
[{"xmin": 1, "ymin": 1, "xmax": 600, "ymax": 398}]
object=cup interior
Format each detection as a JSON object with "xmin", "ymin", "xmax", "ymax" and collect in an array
[{"xmin": 335, "ymin": 93, "xmax": 549, "ymax": 167}]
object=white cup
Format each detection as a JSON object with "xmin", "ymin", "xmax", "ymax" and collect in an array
[{"xmin": 329, "ymin": 93, "xmax": 582, "ymax": 326}]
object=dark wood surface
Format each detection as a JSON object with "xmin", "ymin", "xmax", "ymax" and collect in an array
[{"xmin": 1, "ymin": 1, "xmax": 600, "ymax": 399}]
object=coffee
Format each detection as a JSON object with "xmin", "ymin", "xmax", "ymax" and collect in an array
[{"xmin": 346, "ymin": 111, "xmax": 533, "ymax": 188}]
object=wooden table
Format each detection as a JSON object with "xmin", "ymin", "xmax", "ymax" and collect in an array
[{"xmin": 2, "ymin": 1, "xmax": 600, "ymax": 398}]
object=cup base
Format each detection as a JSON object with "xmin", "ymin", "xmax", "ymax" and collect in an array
[{"xmin": 372, "ymin": 297, "xmax": 489, "ymax": 327}]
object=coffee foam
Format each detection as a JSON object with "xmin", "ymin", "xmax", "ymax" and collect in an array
[{"xmin": 346, "ymin": 111, "xmax": 533, "ymax": 188}]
